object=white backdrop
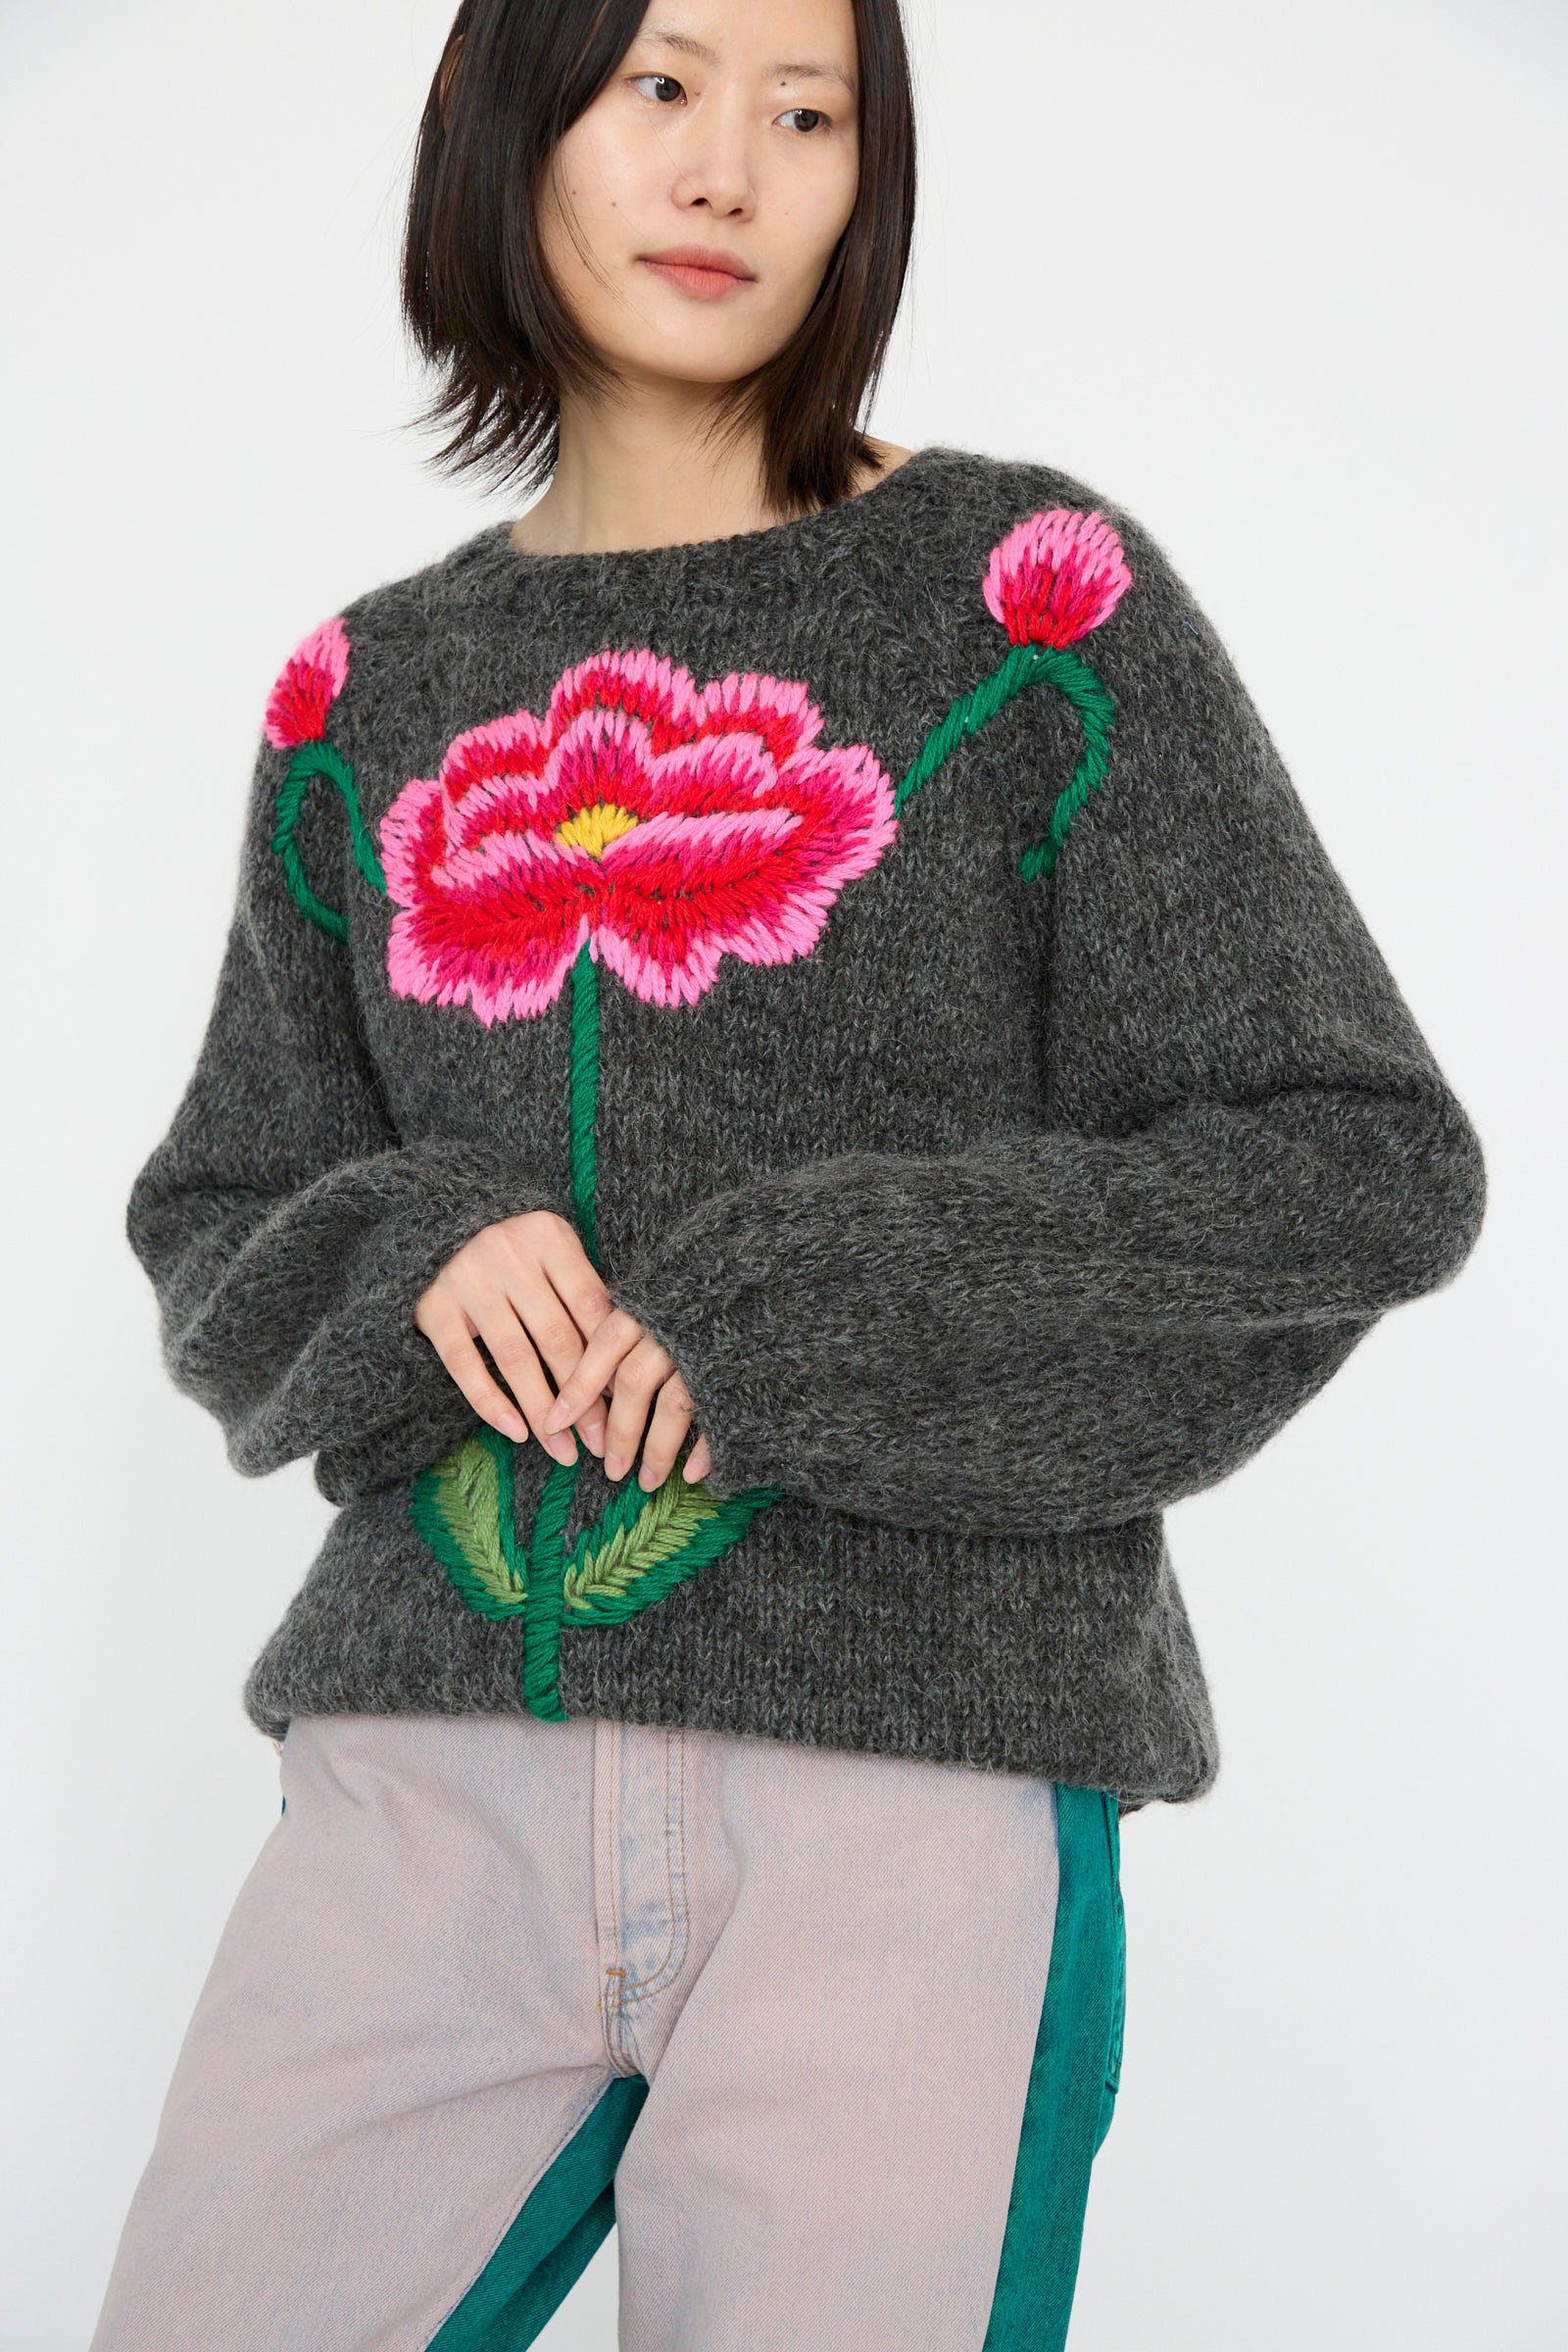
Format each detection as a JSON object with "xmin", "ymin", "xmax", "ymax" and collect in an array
[{"xmin": 3, "ymin": 2, "xmax": 1563, "ymax": 2345}]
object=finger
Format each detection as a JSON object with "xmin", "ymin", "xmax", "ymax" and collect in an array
[
  {"xmin": 539, "ymin": 1235, "xmax": 619, "ymax": 1349},
  {"xmin": 466, "ymin": 1293, "xmax": 581, "ymax": 1464},
  {"xmin": 576, "ymin": 1397, "xmax": 611, "ymax": 1450},
  {"xmin": 634, "ymin": 1372, "xmax": 698, "ymax": 1493},
  {"xmin": 416, "ymin": 1296, "xmax": 530, "ymax": 1444},
  {"xmin": 600, "ymin": 1337, "xmax": 674, "ymax": 1480},
  {"xmin": 682, "ymin": 1430, "xmax": 713, "ymax": 1484},
  {"xmin": 505, "ymin": 1259, "xmax": 616, "ymax": 1442},
  {"xmin": 466, "ymin": 1218, "xmax": 615, "ymax": 1451},
  {"xmin": 541, "ymin": 1308, "xmax": 645, "ymax": 1435}
]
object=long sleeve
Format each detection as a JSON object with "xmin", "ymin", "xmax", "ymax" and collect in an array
[
  {"xmin": 606, "ymin": 511, "xmax": 1487, "ymax": 1537},
  {"xmin": 125, "ymin": 711, "xmax": 574, "ymax": 1507}
]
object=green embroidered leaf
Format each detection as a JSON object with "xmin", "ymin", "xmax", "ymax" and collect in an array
[
  {"xmin": 564, "ymin": 1466, "xmax": 789, "ymax": 1624},
  {"xmin": 564, "ymin": 1466, "xmax": 721, "ymax": 1612},
  {"xmin": 410, "ymin": 1427, "xmax": 526, "ymax": 1618}
]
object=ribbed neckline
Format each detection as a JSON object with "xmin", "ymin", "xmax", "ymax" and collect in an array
[{"xmin": 452, "ymin": 441, "xmax": 955, "ymax": 595}]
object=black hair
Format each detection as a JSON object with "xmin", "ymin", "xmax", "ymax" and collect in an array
[{"xmin": 401, "ymin": 0, "xmax": 917, "ymax": 516}]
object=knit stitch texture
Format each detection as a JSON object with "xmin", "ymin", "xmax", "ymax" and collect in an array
[{"xmin": 124, "ymin": 444, "xmax": 1486, "ymax": 1804}]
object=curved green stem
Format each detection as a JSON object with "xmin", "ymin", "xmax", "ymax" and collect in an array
[
  {"xmin": 1015, "ymin": 647, "xmax": 1116, "ymax": 883},
  {"xmin": 271, "ymin": 739, "xmax": 387, "ymax": 940},
  {"xmin": 895, "ymin": 641, "xmax": 1117, "ymax": 885},
  {"xmin": 895, "ymin": 641, "xmax": 1043, "ymax": 815}
]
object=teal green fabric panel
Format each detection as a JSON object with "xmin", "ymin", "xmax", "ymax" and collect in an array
[
  {"xmin": 466, "ymin": 2183, "xmax": 615, "ymax": 2351},
  {"xmin": 982, "ymin": 1785, "xmax": 1124, "ymax": 2351},
  {"xmin": 427, "ymin": 2073, "xmax": 648, "ymax": 2350},
  {"xmin": 1094, "ymin": 1797, "xmax": 1125, "ymax": 2158}
]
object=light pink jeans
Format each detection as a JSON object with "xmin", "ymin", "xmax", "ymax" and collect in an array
[{"xmin": 88, "ymin": 1711, "xmax": 1122, "ymax": 2351}]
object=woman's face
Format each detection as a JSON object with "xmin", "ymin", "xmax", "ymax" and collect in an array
[{"xmin": 537, "ymin": 0, "xmax": 860, "ymax": 392}]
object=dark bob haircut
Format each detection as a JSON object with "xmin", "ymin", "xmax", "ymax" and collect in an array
[{"xmin": 401, "ymin": 0, "xmax": 917, "ymax": 519}]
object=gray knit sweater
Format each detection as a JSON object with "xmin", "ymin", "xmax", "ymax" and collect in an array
[{"xmin": 125, "ymin": 443, "xmax": 1485, "ymax": 1806}]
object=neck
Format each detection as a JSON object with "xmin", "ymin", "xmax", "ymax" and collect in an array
[{"xmin": 509, "ymin": 397, "xmax": 903, "ymax": 558}]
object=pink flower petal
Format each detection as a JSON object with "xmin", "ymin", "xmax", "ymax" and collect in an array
[
  {"xmin": 542, "ymin": 707, "xmax": 659, "ymax": 823},
  {"xmin": 632, "ymin": 726, "xmax": 778, "ymax": 820},
  {"xmin": 691, "ymin": 669, "xmax": 823, "ymax": 766},
  {"xmin": 982, "ymin": 509, "xmax": 1132, "ymax": 648},
  {"xmin": 385, "ymin": 816, "xmax": 590, "ymax": 1025},
  {"xmin": 546, "ymin": 647, "xmax": 702, "ymax": 756},
  {"xmin": 264, "ymin": 616, "xmax": 351, "ymax": 749},
  {"xmin": 440, "ymin": 710, "xmax": 551, "ymax": 804}
]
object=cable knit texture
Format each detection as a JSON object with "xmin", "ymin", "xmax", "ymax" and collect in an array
[{"xmin": 124, "ymin": 444, "xmax": 1486, "ymax": 1804}]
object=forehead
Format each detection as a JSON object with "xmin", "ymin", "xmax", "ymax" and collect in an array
[{"xmin": 631, "ymin": 4, "xmax": 858, "ymax": 96}]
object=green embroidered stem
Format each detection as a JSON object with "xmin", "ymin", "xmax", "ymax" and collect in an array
[
  {"xmin": 271, "ymin": 740, "xmax": 387, "ymax": 940},
  {"xmin": 519, "ymin": 1453, "xmax": 581, "ymax": 1721},
  {"xmin": 568, "ymin": 941, "xmax": 602, "ymax": 1271},
  {"xmin": 896, "ymin": 641, "xmax": 1043, "ymax": 816},
  {"xmin": 412, "ymin": 824, "xmax": 794, "ymax": 1709},
  {"xmin": 894, "ymin": 640, "xmax": 1116, "ymax": 886},
  {"xmin": 1014, "ymin": 646, "xmax": 1115, "ymax": 883}
]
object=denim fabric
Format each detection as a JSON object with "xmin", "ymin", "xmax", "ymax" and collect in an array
[{"xmin": 89, "ymin": 1712, "xmax": 1070, "ymax": 2352}]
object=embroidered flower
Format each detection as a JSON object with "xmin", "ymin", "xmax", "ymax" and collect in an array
[
  {"xmin": 264, "ymin": 617, "xmax": 351, "ymax": 750},
  {"xmin": 982, "ymin": 510, "xmax": 1131, "ymax": 650},
  {"xmin": 379, "ymin": 648, "xmax": 898, "ymax": 1023}
]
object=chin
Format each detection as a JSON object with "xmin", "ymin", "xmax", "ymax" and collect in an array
[{"xmin": 612, "ymin": 328, "xmax": 776, "ymax": 387}]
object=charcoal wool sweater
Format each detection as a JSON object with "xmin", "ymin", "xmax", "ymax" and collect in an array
[{"xmin": 125, "ymin": 443, "xmax": 1486, "ymax": 1806}]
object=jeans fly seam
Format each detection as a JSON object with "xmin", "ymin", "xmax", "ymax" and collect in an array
[
  {"xmin": 600, "ymin": 1724, "xmax": 631, "ymax": 2072},
  {"xmin": 617, "ymin": 1728, "xmax": 691, "ymax": 2003}
]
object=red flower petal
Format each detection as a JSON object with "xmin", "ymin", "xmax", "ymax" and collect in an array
[
  {"xmin": 440, "ymin": 710, "xmax": 551, "ymax": 804},
  {"xmin": 982, "ymin": 510, "xmax": 1132, "ymax": 649},
  {"xmin": 264, "ymin": 617, "xmax": 351, "ymax": 749},
  {"xmin": 546, "ymin": 648, "xmax": 702, "ymax": 757},
  {"xmin": 690, "ymin": 669, "xmax": 823, "ymax": 767}
]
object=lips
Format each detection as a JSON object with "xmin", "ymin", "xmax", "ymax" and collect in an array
[{"xmin": 640, "ymin": 246, "xmax": 755, "ymax": 294}]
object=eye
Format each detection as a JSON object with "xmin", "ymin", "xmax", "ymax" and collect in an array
[
  {"xmin": 779, "ymin": 107, "xmax": 831, "ymax": 133},
  {"xmin": 629, "ymin": 72, "xmax": 685, "ymax": 105}
]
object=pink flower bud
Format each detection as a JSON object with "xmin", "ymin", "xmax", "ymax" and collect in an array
[
  {"xmin": 982, "ymin": 510, "xmax": 1132, "ymax": 649},
  {"xmin": 264, "ymin": 617, "xmax": 351, "ymax": 750}
]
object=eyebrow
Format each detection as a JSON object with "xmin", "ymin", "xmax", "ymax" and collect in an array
[{"xmin": 635, "ymin": 23, "xmax": 858, "ymax": 99}]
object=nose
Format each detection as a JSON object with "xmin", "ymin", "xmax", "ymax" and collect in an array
[{"xmin": 666, "ymin": 93, "xmax": 758, "ymax": 218}]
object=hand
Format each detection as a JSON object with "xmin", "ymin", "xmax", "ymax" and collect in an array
[
  {"xmin": 541, "ymin": 1308, "xmax": 714, "ymax": 1491},
  {"xmin": 414, "ymin": 1209, "xmax": 613, "ymax": 1465}
]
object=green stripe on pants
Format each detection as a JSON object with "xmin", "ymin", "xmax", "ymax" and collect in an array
[
  {"xmin": 428, "ymin": 2074, "xmax": 648, "ymax": 2349},
  {"xmin": 983, "ymin": 1785, "xmax": 1125, "ymax": 2350}
]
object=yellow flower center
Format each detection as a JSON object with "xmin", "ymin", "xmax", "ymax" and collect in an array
[{"xmin": 554, "ymin": 802, "xmax": 640, "ymax": 859}]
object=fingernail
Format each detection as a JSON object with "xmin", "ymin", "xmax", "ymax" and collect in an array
[
  {"xmin": 548, "ymin": 1433, "xmax": 576, "ymax": 1464},
  {"xmin": 505, "ymin": 1417, "xmax": 528, "ymax": 1443},
  {"xmin": 604, "ymin": 1452, "xmax": 624, "ymax": 1480}
]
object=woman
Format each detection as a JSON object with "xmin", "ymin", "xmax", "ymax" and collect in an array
[{"xmin": 90, "ymin": 0, "xmax": 1487, "ymax": 2345}]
